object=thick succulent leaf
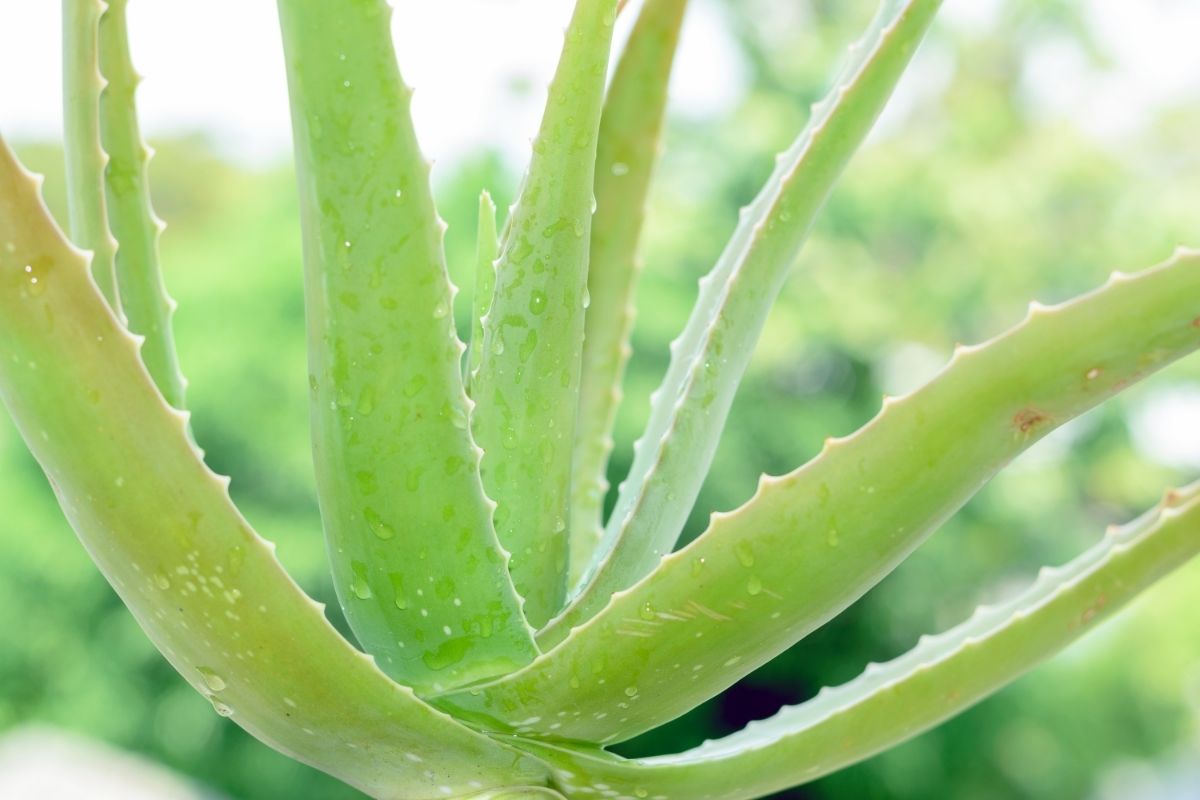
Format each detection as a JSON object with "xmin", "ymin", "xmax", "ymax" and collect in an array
[
  {"xmin": 0, "ymin": 138, "xmax": 551, "ymax": 800},
  {"xmin": 436, "ymin": 250, "xmax": 1200, "ymax": 743},
  {"xmin": 470, "ymin": 0, "xmax": 620, "ymax": 627},
  {"xmin": 459, "ymin": 789, "xmax": 567, "ymax": 800},
  {"xmin": 523, "ymin": 485, "xmax": 1200, "ymax": 800},
  {"xmin": 556, "ymin": 0, "xmax": 943, "ymax": 640},
  {"xmin": 62, "ymin": 0, "xmax": 121, "ymax": 312},
  {"xmin": 97, "ymin": 0, "xmax": 185, "ymax": 408},
  {"xmin": 468, "ymin": 191, "xmax": 500, "ymax": 388},
  {"xmin": 569, "ymin": 0, "xmax": 689, "ymax": 592},
  {"xmin": 275, "ymin": 0, "xmax": 537, "ymax": 692}
]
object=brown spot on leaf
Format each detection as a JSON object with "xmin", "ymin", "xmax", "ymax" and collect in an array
[
  {"xmin": 1081, "ymin": 594, "xmax": 1109, "ymax": 625},
  {"xmin": 1013, "ymin": 408, "xmax": 1050, "ymax": 434}
]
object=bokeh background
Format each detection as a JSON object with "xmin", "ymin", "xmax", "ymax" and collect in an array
[{"xmin": 2, "ymin": 0, "xmax": 1200, "ymax": 798}]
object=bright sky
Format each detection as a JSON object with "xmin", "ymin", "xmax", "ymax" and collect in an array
[
  {"xmin": 0, "ymin": 0, "xmax": 748, "ymax": 165},
  {"xmin": 2, "ymin": 0, "xmax": 1199, "ymax": 168}
]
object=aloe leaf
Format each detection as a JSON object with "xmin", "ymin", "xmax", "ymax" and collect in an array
[
  {"xmin": 524, "ymin": 486, "xmax": 1200, "ymax": 800},
  {"xmin": 470, "ymin": 0, "xmax": 620, "ymax": 627},
  {"xmin": 468, "ymin": 191, "xmax": 500, "ymax": 388},
  {"xmin": 436, "ymin": 249, "xmax": 1200, "ymax": 743},
  {"xmin": 0, "ymin": 138, "xmax": 552, "ymax": 800},
  {"xmin": 62, "ymin": 0, "xmax": 121, "ymax": 312},
  {"xmin": 97, "ymin": 0, "xmax": 185, "ymax": 408},
  {"xmin": 460, "ymin": 790, "xmax": 567, "ymax": 800},
  {"xmin": 556, "ymin": 0, "xmax": 943, "ymax": 639},
  {"xmin": 569, "ymin": 0, "xmax": 689, "ymax": 592},
  {"xmin": 275, "ymin": 0, "xmax": 538, "ymax": 692}
]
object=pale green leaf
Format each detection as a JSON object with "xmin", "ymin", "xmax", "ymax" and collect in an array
[
  {"xmin": 569, "ymin": 0, "xmax": 689, "ymax": 592},
  {"xmin": 98, "ymin": 0, "xmax": 185, "ymax": 408},
  {"xmin": 470, "ymin": 0, "xmax": 620, "ymax": 627},
  {"xmin": 555, "ymin": 0, "xmax": 943, "ymax": 640},
  {"xmin": 276, "ymin": 0, "xmax": 538, "ymax": 692},
  {"xmin": 0, "ymin": 136, "xmax": 551, "ymax": 800},
  {"xmin": 436, "ymin": 249, "xmax": 1200, "ymax": 743},
  {"xmin": 468, "ymin": 191, "xmax": 500, "ymax": 388},
  {"xmin": 521, "ymin": 485, "xmax": 1200, "ymax": 800},
  {"xmin": 62, "ymin": 0, "xmax": 120, "ymax": 312}
]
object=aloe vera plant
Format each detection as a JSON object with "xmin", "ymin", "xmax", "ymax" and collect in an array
[{"xmin": 1, "ymin": 0, "xmax": 1197, "ymax": 798}]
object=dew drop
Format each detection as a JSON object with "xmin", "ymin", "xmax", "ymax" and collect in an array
[
  {"xmin": 734, "ymin": 541, "xmax": 755, "ymax": 567},
  {"xmin": 197, "ymin": 667, "xmax": 227, "ymax": 692},
  {"xmin": 364, "ymin": 507, "xmax": 395, "ymax": 540},
  {"xmin": 404, "ymin": 374, "xmax": 428, "ymax": 397},
  {"xmin": 519, "ymin": 330, "xmax": 539, "ymax": 363},
  {"xmin": 389, "ymin": 573, "xmax": 408, "ymax": 610},
  {"xmin": 433, "ymin": 300, "xmax": 449, "ymax": 320},
  {"xmin": 406, "ymin": 467, "xmax": 423, "ymax": 492},
  {"xmin": 351, "ymin": 561, "xmax": 373, "ymax": 600},
  {"xmin": 355, "ymin": 470, "xmax": 378, "ymax": 496},
  {"xmin": 529, "ymin": 290, "xmax": 547, "ymax": 315},
  {"xmin": 746, "ymin": 575, "xmax": 763, "ymax": 596},
  {"xmin": 154, "ymin": 572, "xmax": 171, "ymax": 590},
  {"xmin": 357, "ymin": 386, "xmax": 376, "ymax": 415},
  {"xmin": 638, "ymin": 602, "xmax": 655, "ymax": 621},
  {"xmin": 209, "ymin": 697, "xmax": 234, "ymax": 717},
  {"xmin": 624, "ymin": 686, "xmax": 638, "ymax": 697}
]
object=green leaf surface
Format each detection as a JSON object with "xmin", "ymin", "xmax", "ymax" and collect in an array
[
  {"xmin": 0, "ymin": 137, "xmax": 551, "ymax": 800},
  {"xmin": 98, "ymin": 0, "xmax": 185, "ymax": 408},
  {"xmin": 569, "ymin": 0, "xmax": 689, "ymax": 592},
  {"xmin": 62, "ymin": 0, "xmax": 121, "ymax": 312},
  {"xmin": 468, "ymin": 191, "xmax": 500, "ymax": 388},
  {"xmin": 470, "ymin": 0, "xmax": 620, "ymax": 627},
  {"xmin": 459, "ymin": 789, "xmax": 568, "ymax": 800},
  {"xmin": 524, "ymin": 486, "xmax": 1200, "ymax": 800},
  {"xmin": 555, "ymin": 0, "xmax": 943, "ymax": 640},
  {"xmin": 275, "ymin": 0, "xmax": 537, "ymax": 692},
  {"xmin": 436, "ymin": 249, "xmax": 1200, "ymax": 743}
]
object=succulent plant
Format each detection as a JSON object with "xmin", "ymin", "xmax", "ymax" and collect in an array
[{"xmin": 1, "ymin": 0, "xmax": 1197, "ymax": 798}]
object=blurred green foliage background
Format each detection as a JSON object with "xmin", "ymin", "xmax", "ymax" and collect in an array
[{"xmin": 3, "ymin": 2, "xmax": 1200, "ymax": 798}]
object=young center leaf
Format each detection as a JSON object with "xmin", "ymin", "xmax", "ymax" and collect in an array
[{"xmin": 470, "ymin": 0, "xmax": 621, "ymax": 627}]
